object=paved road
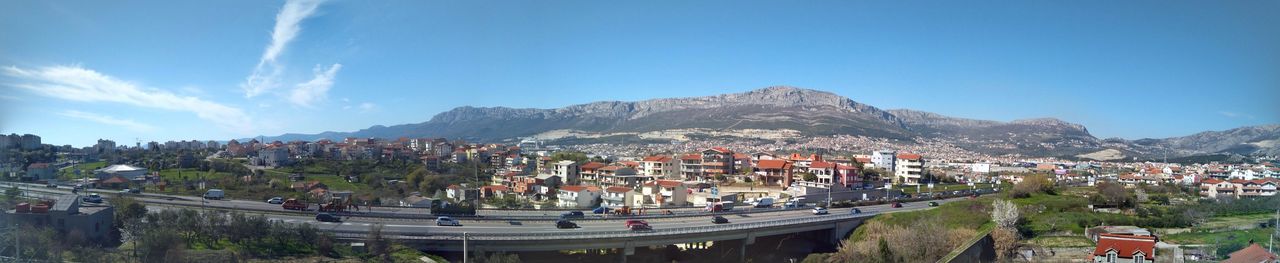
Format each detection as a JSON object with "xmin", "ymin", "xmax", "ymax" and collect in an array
[{"xmin": 6, "ymin": 181, "xmax": 964, "ymax": 237}]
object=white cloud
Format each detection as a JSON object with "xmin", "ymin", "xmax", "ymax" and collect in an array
[
  {"xmin": 288, "ymin": 63, "xmax": 342, "ymax": 107},
  {"xmin": 59, "ymin": 110, "xmax": 156, "ymax": 132},
  {"xmin": 358, "ymin": 102, "xmax": 376, "ymax": 112},
  {"xmin": 1218, "ymin": 111, "xmax": 1240, "ymax": 118},
  {"xmin": 241, "ymin": 0, "xmax": 327, "ymax": 98},
  {"xmin": 4, "ymin": 65, "xmax": 254, "ymax": 134}
]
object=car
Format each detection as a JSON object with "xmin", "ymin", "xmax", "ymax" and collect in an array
[
  {"xmin": 850, "ymin": 208, "xmax": 862, "ymax": 214},
  {"xmin": 266, "ymin": 197, "xmax": 284, "ymax": 204},
  {"xmin": 82, "ymin": 193, "xmax": 103, "ymax": 203},
  {"xmin": 928, "ymin": 201, "xmax": 939, "ymax": 207},
  {"xmin": 128, "ymin": 188, "xmax": 142, "ymax": 194},
  {"xmin": 711, "ymin": 216, "xmax": 729, "ymax": 224},
  {"xmin": 625, "ymin": 220, "xmax": 651, "ymax": 231},
  {"xmin": 891, "ymin": 202, "xmax": 902, "ymax": 208},
  {"xmin": 45, "ymin": 183, "xmax": 58, "ymax": 188},
  {"xmin": 555, "ymin": 219, "xmax": 578, "ymax": 229},
  {"xmin": 560, "ymin": 211, "xmax": 585, "ymax": 219},
  {"xmin": 118, "ymin": 189, "xmax": 132, "ymax": 194},
  {"xmin": 315, "ymin": 213, "xmax": 341, "ymax": 222},
  {"xmin": 811, "ymin": 207, "xmax": 829, "ymax": 215},
  {"xmin": 435, "ymin": 217, "xmax": 462, "ymax": 226}
]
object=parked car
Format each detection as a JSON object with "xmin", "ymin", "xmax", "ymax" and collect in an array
[
  {"xmin": 128, "ymin": 188, "xmax": 141, "ymax": 194},
  {"xmin": 928, "ymin": 201, "xmax": 939, "ymax": 207},
  {"xmin": 593, "ymin": 207, "xmax": 610, "ymax": 214},
  {"xmin": 712, "ymin": 216, "xmax": 729, "ymax": 224},
  {"xmin": 891, "ymin": 202, "xmax": 902, "ymax": 208},
  {"xmin": 82, "ymin": 193, "xmax": 103, "ymax": 203},
  {"xmin": 625, "ymin": 220, "xmax": 651, "ymax": 231},
  {"xmin": 811, "ymin": 207, "xmax": 829, "ymax": 215},
  {"xmin": 850, "ymin": 208, "xmax": 862, "ymax": 214},
  {"xmin": 118, "ymin": 189, "xmax": 132, "ymax": 194},
  {"xmin": 315, "ymin": 213, "xmax": 341, "ymax": 222},
  {"xmin": 266, "ymin": 197, "xmax": 284, "ymax": 204},
  {"xmin": 561, "ymin": 211, "xmax": 585, "ymax": 219},
  {"xmin": 436, "ymin": 216, "xmax": 462, "ymax": 226},
  {"xmin": 45, "ymin": 183, "xmax": 58, "ymax": 188},
  {"xmin": 556, "ymin": 219, "xmax": 578, "ymax": 229}
]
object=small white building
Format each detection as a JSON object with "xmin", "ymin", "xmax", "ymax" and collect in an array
[{"xmin": 94, "ymin": 164, "xmax": 148, "ymax": 180}]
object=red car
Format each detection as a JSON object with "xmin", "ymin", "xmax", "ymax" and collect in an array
[
  {"xmin": 625, "ymin": 220, "xmax": 651, "ymax": 231},
  {"xmin": 891, "ymin": 202, "xmax": 903, "ymax": 208}
]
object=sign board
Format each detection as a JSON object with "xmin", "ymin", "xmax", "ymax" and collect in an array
[{"xmin": 710, "ymin": 186, "xmax": 719, "ymax": 197}]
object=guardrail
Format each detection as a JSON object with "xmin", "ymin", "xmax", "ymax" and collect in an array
[{"xmin": 327, "ymin": 212, "xmax": 868, "ymax": 241}]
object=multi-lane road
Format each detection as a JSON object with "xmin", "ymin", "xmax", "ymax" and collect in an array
[{"xmin": 4, "ymin": 181, "xmax": 962, "ymax": 237}]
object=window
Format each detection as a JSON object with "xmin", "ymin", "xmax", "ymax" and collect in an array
[
  {"xmin": 1106, "ymin": 251, "xmax": 1117, "ymax": 262},
  {"xmin": 1134, "ymin": 254, "xmax": 1144, "ymax": 262}
]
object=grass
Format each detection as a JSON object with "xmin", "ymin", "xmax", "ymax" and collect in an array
[
  {"xmin": 1163, "ymin": 228, "xmax": 1275, "ymax": 256},
  {"xmin": 57, "ymin": 161, "xmax": 107, "ymax": 179},
  {"xmin": 1199, "ymin": 213, "xmax": 1275, "ymax": 231},
  {"xmin": 1027, "ymin": 236, "xmax": 1095, "ymax": 248},
  {"xmin": 262, "ymin": 169, "xmax": 369, "ymax": 192},
  {"xmin": 864, "ymin": 197, "xmax": 993, "ymax": 231}
]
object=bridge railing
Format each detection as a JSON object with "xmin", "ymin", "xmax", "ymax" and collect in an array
[{"xmin": 328, "ymin": 213, "xmax": 867, "ymax": 241}]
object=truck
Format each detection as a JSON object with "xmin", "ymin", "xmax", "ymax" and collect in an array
[
  {"xmin": 281, "ymin": 198, "xmax": 309, "ymax": 210},
  {"xmin": 751, "ymin": 197, "xmax": 774, "ymax": 208},
  {"xmin": 203, "ymin": 189, "xmax": 224, "ymax": 200}
]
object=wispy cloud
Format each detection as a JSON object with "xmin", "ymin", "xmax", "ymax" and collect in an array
[
  {"xmin": 241, "ymin": 0, "xmax": 327, "ymax": 98},
  {"xmin": 358, "ymin": 102, "xmax": 376, "ymax": 112},
  {"xmin": 288, "ymin": 63, "xmax": 342, "ymax": 107},
  {"xmin": 59, "ymin": 110, "xmax": 156, "ymax": 132},
  {"xmin": 1218, "ymin": 111, "xmax": 1256, "ymax": 119},
  {"xmin": 4, "ymin": 65, "xmax": 254, "ymax": 133}
]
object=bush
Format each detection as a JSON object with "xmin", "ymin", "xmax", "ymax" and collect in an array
[{"xmin": 1009, "ymin": 174, "xmax": 1054, "ymax": 198}]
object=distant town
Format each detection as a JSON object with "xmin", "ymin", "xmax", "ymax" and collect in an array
[{"xmin": 2, "ymin": 132, "xmax": 1278, "ymax": 262}]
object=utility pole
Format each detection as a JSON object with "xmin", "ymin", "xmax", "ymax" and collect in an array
[{"xmin": 463, "ymin": 232, "xmax": 469, "ymax": 263}]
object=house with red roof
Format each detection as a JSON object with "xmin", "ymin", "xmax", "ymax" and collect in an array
[
  {"xmin": 602, "ymin": 186, "xmax": 634, "ymax": 207},
  {"xmin": 893, "ymin": 153, "xmax": 925, "ymax": 185},
  {"xmin": 679, "ymin": 154, "xmax": 703, "ymax": 181},
  {"xmin": 637, "ymin": 180, "xmax": 689, "ymax": 207},
  {"xmin": 640, "ymin": 155, "xmax": 677, "ymax": 179},
  {"xmin": 1222, "ymin": 243, "xmax": 1277, "ymax": 263},
  {"xmin": 1092, "ymin": 234, "xmax": 1156, "ymax": 263},
  {"xmin": 556, "ymin": 185, "xmax": 601, "ymax": 208},
  {"xmin": 755, "ymin": 159, "xmax": 794, "ymax": 186},
  {"xmin": 580, "ymin": 162, "xmax": 606, "ymax": 183},
  {"xmin": 700, "ymin": 148, "xmax": 736, "ymax": 181},
  {"xmin": 479, "ymin": 185, "xmax": 509, "ymax": 199}
]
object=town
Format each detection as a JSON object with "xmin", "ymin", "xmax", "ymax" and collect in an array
[{"xmin": 2, "ymin": 132, "xmax": 1278, "ymax": 262}]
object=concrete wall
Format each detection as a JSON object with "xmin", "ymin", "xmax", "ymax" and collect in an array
[{"xmin": 941, "ymin": 229, "xmax": 996, "ymax": 263}]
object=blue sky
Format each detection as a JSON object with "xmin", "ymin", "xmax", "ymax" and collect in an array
[{"xmin": 2, "ymin": 0, "xmax": 1277, "ymax": 147}]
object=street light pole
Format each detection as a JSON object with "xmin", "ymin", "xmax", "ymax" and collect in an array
[{"xmin": 463, "ymin": 232, "xmax": 469, "ymax": 263}]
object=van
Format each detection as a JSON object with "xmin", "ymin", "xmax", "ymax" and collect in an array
[{"xmin": 204, "ymin": 189, "xmax": 225, "ymax": 200}]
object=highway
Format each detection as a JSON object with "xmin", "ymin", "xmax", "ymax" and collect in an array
[{"xmin": 4, "ymin": 181, "xmax": 963, "ymax": 237}]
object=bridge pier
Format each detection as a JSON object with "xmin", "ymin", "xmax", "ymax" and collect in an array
[
  {"xmin": 620, "ymin": 242, "xmax": 635, "ymax": 263},
  {"xmin": 829, "ymin": 219, "xmax": 864, "ymax": 244},
  {"xmin": 741, "ymin": 232, "xmax": 757, "ymax": 262}
]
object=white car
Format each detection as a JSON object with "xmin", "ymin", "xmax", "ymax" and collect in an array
[
  {"xmin": 266, "ymin": 197, "xmax": 284, "ymax": 204},
  {"xmin": 82, "ymin": 193, "xmax": 103, "ymax": 203},
  {"xmin": 811, "ymin": 207, "xmax": 829, "ymax": 215},
  {"xmin": 435, "ymin": 217, "xmax": 462, "ymax": 226}
]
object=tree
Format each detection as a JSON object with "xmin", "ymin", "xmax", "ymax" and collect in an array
[
  {"xmin": 800, "ymin": 172, "xmax": 818, "ymax": 182},
  {"xmin": 1010, "ymin": 174, "xmax": 1054, "ymax": 198},
  {"xmin": 991, "ymin": 199, "xmax": 1020, "ymax": 229},
  {"xmin": 366, "ymin": 224, "xmax": 392, "ymax": 261},
  {"xmin": 991, "ymin": 199, "xmax": 1022, "ymax": 261}
]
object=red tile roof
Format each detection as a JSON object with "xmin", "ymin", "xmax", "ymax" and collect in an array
[
  {"xmin": 560, "ymin": 185, "xmax": 587, "ymax": 192},
  {"xmin": 733, "ymin": 153, "xmax": 750, "ymax": 160},
  {"xmin": 655, "ymin": 180, "xmax": 682, "ymax": 188},
  {"xmin": 896, "ymin": 153, "xmax": 922, "ymax": 160},
  {"xmin": 1092, "ymin": 234, "xmax": 1156, "ymax": 259},
  {"xmin": 101, "ymin": 176, "xmax": 129, "ymax": 184},
  {"xmin": 642, "ymin": 156, "xmax": 671, "ymax": 162},
  {"xmin": 810, "ymin": 161, "xmax": 836, "ymax": 169},
  {"xmin": 680, "ymin": 154, "xmax": 701, "ymax": 160},
  {"xmin": 606, "ymin": 186, "xmax": 633, "ymax": 193},
  {"xmin": 757, "ymin": 160, "xmax": 792, "ymax": 170},
  {"xmin": 855, "ymin": 157, "xmax": 872, "ymax": 163},
  {"xmin": 707, "ymin": 147, "xmax": 732, "ymax": 154},
  {"xmin": 581, "ymin": 162, "xmax": 606, "ymax": 170},
  {"xmin": 1223, "ymin": 243, "xmax": 1278, "ymax": 263}
]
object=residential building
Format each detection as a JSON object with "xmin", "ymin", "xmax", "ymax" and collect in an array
[
  {"xmin": 679, "ymin": 154, "xmax": 703, "ymax": 181},
  {"xmin": 602, "ymin": 186, "xmax": 633, "ymax": 208},
  {"xmin": 3, "ymin": 195, "xmax": 113, "ymax": 242},
  {"xmin": 640, "ymin": 155, "xmax": 678, "ymax": 180},
  {"xmin": 556, "ymin": 185, "xmax": 601, "ymax": 208},
  {"xmin": 1222, "ymin": 243, "xmax": 1277, "ymax": 263},
  {"xmin": 638, "ymin": 180, "xmax": 688, "ymax": 207},
  {"xmin": 894, "ymin": 153, "xmax": 924, "ymax": 185},
  {"xmin": 258, "ymin": 147, "xmax": 291, "ymax": 167},
  {"xmin": 1200, "ymin": 179, "xmax": 1278, "ymax": 198},
  {"xmin": 701, "ymin": 147, "xmax": 735, "ymax": 180},
  {"xmin": 755, "ymin": 159, "xmax": 793, "ymax": 186},
  {"xmin": 551, "ymin": 160, "xmax": 581, "ymax": 185},
  {"xmin": 1091, "ymin": 234, "xmax": 1156, "ymax": 263},
  {"xmin": 25, "ymin": 163, "xmax": 55, "ymax": 180},
  {"xmin": 580, "ymin": 162, "xmax": 606, "ymax": 183},
  {"xmin": 871, "ymin": 150, "xmax": 896, "ymax": 172}
]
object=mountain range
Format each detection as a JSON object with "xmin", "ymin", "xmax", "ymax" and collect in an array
[{"xmin": 258, "ymin": 86, "xmax": 1280, "ymax": 160}]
